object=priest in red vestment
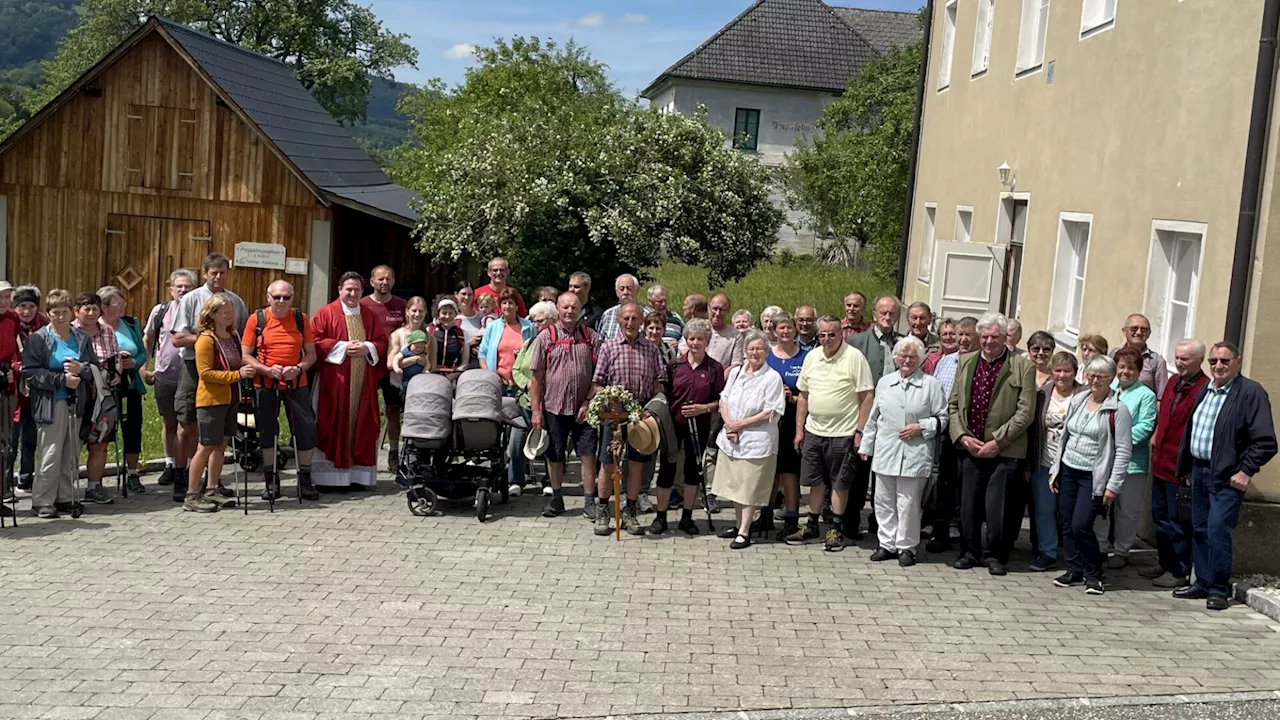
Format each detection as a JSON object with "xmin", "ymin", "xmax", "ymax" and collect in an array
[{"xmin": 310, "ymin": 272, "xmax": 387, "ymax": 488}]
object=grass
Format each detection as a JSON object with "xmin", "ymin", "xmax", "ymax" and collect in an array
[{"xmin": 648, "ymin": 256, "xmax": 892, "ymax": 320}]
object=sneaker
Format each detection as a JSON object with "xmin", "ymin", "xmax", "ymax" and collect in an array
[
  {"xmin": 1054, "ymin": 571, "xmax": 1085, "ymax": 587},
  {"xmin": 157, "ymin": 466, "xmax": 176, "ymax": 486},
  {"xmin": 1139, "ymin": 564, "xmax": 1167, "ymax": 579},
  {"xmin": 83, "ymin": 485, "xmax": 114, "ymax": 505},
  {"xmin": 776, "ymin": 519, "xmax": 799, "ymax": 543},
  {"xmin": 34, "ymin": 505, "xmax": 59, "ymax": 519},
  {"xmin": 183, "ymin": 492, "xmax": 219, "ymax": 513},
  {"xmin": 706, "ymin": 494, "xmax": 722, "ymax": 514},
  {"xmin": 1107, "ymin": 555, "xmax": 1130, "ymax": 570},
  {"xmin": 593, "ymin": 503, "xmax": 612, "ymax": 536},
  {"xmin": 508, "ymin": 484, "xmax": 523, "ymax": 497},
  {"xmin": 542, "ymin": 484, "xmax": 554, "ymax": 497},
  {"xmin": 1085, "ymin": 579, "xmax": 1105, "ymax": 595},
  {"xmin": 1030, "ymin": 554, "xmax": 1057, "ymax": 572},
  {"xmin": 622, "ymin": 505, "xmax": 645, "ymax": 536},
  {"xmin": 637, "ymin": 495, "xmax": 654, "ymax": 514},
  {"xmin": 125, "ymin": 473, "xmax": 145, "ymax": 494},
  {"xmin": 2, "ymin": 484, "xmax": 12, "ymax": 502},
  {"xmin": 785, "ymin": 523, "xmax": 819, "ymax": 545},
  {"xmin": 1152, "ymin": 572, "xmax": 1191, "ymax": 589},
  {"xmin": 14, "ymin": 484, "xmax": 32, "ymax": 499},
  {"xmin": 677, "ymin": 517, "xmax": 700, "ymax": 535},
  {"xmin": 869, "ymin": 547, "xmax": 898, "ymax": 562},
  {"xmin": 823, "ymin": 528, "xmax": 852, "ymax": 552},
  {"xmin": 648, "ymin": 515, "xmax": 668, "ymax": 535},
  {"xmin": 203, "ymin": 488, "xmax": 236, "ymax": 509},
  {"xmin": 668, "ymin": 493, "xmax": 683, "ymax": 511},
  {"xmin": 542, "ymin": 495, "xmax": 565, "ymax": 518},
  {"xmin": 583, "ymin": 502, "xmax": 599, "ymax": 521}
]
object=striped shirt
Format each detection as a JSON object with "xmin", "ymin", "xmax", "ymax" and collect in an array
[
  {"xmin": 1190, "ymin": 380, "xmax": 1233, "ymax": 461},
  {"xmin": 592, "ymin": 334, "xmax": 664, "ymax": 404},
  {"xmin": 1062, "ymin": 404, "xmax": 1106, "ymax": 472}
]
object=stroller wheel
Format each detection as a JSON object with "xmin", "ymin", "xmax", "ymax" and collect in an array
[
  {"xmin": 242, "ymin": 450, "xmax": 263, "ymax": 473},
  {"xmin": 475, "ymin": 488, "xmax": 490, "ymax": 522},
  {"xmin": 407, "ymin": 486, "xmax": 437, "ymax": 517}
]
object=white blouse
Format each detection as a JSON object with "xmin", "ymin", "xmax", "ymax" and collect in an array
[{"xmin": 716, "ymin": 364, "xmax": 786, "ymax": 459}]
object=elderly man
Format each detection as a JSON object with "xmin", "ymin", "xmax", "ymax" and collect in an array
[
  {"xmin": 841, "ymin": 292, "xmax": 868, "ymax": 340},
  {"xmin": 795, "ymin": 305, "xmax": 819, "ymax": 351},
  {"xmin": 1005, "ymin": 319, "xmax": 1024, "ymax": 355},
  {"xmin": 530, "ymin": 292, "xmax": 602, "ymax": 518},
  {"xmin": 907, "ymin": 301, "xmax": 939, "ymax": 351},
  {"xmin": 241, "ymin": 280, "xmax": 320, "ymax": 501},
  {"xmin": 476, "ymin": 257, "xmax": 526, "ymax": 316},
  {"xmin": 172, "ymin": 253, "xmax": 249, "ymax": 499},
  {"xmin": 948, "ymin": 312, "xmax": 1036, "ymax": 575},
  {"xmin": 590, "ymin": 300, "xmax": 665, "ymax": 536},
  {"xmin": 142, "ymin": 270, "xmax": 196, "ymax": 500},
  {"xmin": 1112, "ymin": 313, "xmax": 1169, "ymax": 397},
  {"xmin": 956, "ymin": 316, "xmax": 978, "ymax": 353},
  {"xmin": 680, "ymin": 295, "xmax": 741, "ymax": 374},
  {"xmin": 923, "ymin": 317, "xmax": 962, "ymax": 551},
  {"xmin": 569, "ymin": 272, "xmax": 605, "ymax": 331},
  {"xmin": 647, "ymin": 285, "xmax": 683, "ymax": 346},
  {"xmin": 787, "ymin": 315, "xmax": 875, "ymax": 550},
  {"xmin": 596, "ymin": 274, "xmax": 651, "ymax": 341},
  {"xmin": 847, "ymin": 295, "xmax": 904, "ymax": 535},
  {"xmin": 1174, "ymin": 342, "xmax": 1277, "ymax": 610},
  {"xmin": 310, "ymin": 272, "xmax": 388, "ymax": 489},
  {"xmin": 1142, "ymin": 339, "xmax": 1209, "ymax": 589},
  {"xmin": 362, "ymin": 265, "xmax": 407, "ymax": 472},
  {"xmin": 708, "ymin": 294, "xmax": 744, "ymax": 374}
]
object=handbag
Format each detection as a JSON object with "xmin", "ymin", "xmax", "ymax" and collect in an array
[{"xmin": 1176, "ymin": 482, "xmax": 1194, "ymax": 524}]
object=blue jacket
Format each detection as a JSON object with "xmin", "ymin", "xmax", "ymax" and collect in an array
[
  {"xmin": 478, "ymin": 317, "xmax": 534, "ymax": 372},
  {"xmin": 1177, "ymin": 374, "xmax": 1277, "ymax": 485}
]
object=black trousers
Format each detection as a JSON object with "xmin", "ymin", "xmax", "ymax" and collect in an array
[
  {"xmin": 7, "ymin": 405, "xmax": 36, "ymax": 485},
  {"xmin": 928, "ymin": 437, "xmax": 959, "ymax": 532},
  {"xmin": 847, "ymin": 453, "xmax": 872, "ymax": 529},
  {"xmin": 957, "ymin": 452, "xmax": 1019, "ymax": 563}
]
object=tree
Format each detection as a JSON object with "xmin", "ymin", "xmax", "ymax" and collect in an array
[
  {"xmin": 28, "ymin": 0, "xmax": 417, "ymax": 125},
  {"xmin": 784, "ymin": 40, "xmax": 922, "ymax": 283},
  {"xmin": 391, "ymin": 37, "xmax": 783, "ymax": 302}
]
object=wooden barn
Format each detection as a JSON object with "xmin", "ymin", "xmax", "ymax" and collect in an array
[{"xmin": 0, "ymin": 15, "xmax": 449, "ymax": 314}]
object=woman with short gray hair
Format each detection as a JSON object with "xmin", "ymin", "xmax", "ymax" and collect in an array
[
  {"xmin": 858, "ymin": 334, "xmax": 948, "ymax": 566},
  {"xmin": 732, "ymin": 309, "xmax": 754, "ymax": 333},
  {"xmin": 760, "ymin": 305, "xmax": 783, "ymax": 344},
  {"xmin": 98, "ymin": 285, "xmax": 149, "ymax": 493},
  {"xmin": 1048, "ymin": 354, "xmax": 1132, "ymax": 596}
]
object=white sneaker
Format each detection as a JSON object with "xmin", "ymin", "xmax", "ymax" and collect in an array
[
  {"xmin": 14, "ymin": 486, "xmax": 31, "ymax": 499},
  {"xmin": 542, "ymin": 485, "xmax": 553, "ymax": 497},
  {"xmin": 508, "ymin": 484, "xmax": 522, "ymax": 497}
]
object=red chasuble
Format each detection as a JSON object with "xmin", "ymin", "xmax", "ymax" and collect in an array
[{"xmin": 311, "ymin": 300, "xmax": 388, "ymax": 486}]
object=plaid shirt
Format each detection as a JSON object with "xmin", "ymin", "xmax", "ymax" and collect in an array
[
  {"xmin": 840, "ymin": 318, "xmax": 868, "ymax": 340},
  {"xmin": 530, "ymin": 322, "xmax": 600, "ymax": 416},
  {"xmin": 76, "ymin": 319, "xmax": 119, "ymax": 365},
  {"xmin": 1190, "ymin": 379, "xmax": 1233, "ymax": 461},
  {"xmin": 932, "ymin": 351, "xmax": 960, "ymax": 399},
  {"xmin": 595, "ymin": 303, "xmax": 652, "ymax": 341},
  {"xmin": 592, "ymin": 334, "xmax": 664, "ymax": 404}
]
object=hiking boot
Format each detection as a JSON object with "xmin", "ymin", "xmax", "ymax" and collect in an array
[
  {"xmin": 203, "ymin": 488, "xmax": 236, "ymax": 509},
  {"xmin": 677, "ymin": 516, "xmax": 700, "ymax": 535},
  {"xmin": 83, "ymin": 485, "xmax": 114, "ymax": 505},
  {"xmin": 183, "ymin": 492, "xmax": 218, "ymax": 513},
  {"xmin": 125, "ymin": 473, "xmax": 145, "ymax": 494},
  {"xmin": 583, "ymin": 502, "xmax": 599, "ymax": 521},
  {"xmin": 648, "ymin": 515, "xmax": 668, "ymax": 535},
  {"xmin": 623, "ymin": 505, "xmax": 645, "ymax": 535},
  {"xmin": 776, "ymin": 518, "xmax": 799, "ymax": 543},
  {"xmin": 214, "ymin": 482, "xmax": 235, "ymax": 498},
  {"xmin": 298, "ymin": 473, "xmax": 319, "ymax": 501},
  {"xmin": 172, "ymin": 476, "xmax": 188, "ymax": 503},
  {"xmin": 157, "ymin": 466, "xmax": 176, "ymax": 486},
  {"xmin": 785, "ymin": 522, "xmax": 820, "ymax": 545},
  {"xmin": 542, "ymin": 495, "xmax": 565, "ymax": 518},
  {"xmin": 593, "ymin": 502, "xmax": 612, "ymax": 536},
  {"xmin": 824, "ymin": 528, "xmax": 852, "ymax": 552}
]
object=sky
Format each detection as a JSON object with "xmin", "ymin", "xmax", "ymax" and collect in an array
[{"xmin": 367, "ymin": 0, "xmax": 925, "ymax": 97}]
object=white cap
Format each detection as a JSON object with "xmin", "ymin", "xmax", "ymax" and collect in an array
[{"xmin": 0, "ymin": 281, "xmax": 13, "ymax": 293}]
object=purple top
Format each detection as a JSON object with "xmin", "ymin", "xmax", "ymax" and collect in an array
[
  {"xmin": 968, "ymin": 351, "xmax": 1006, "ymax": 440},
  {"xmin": 669, "ymin": 355, "xmax": 725, "ymax": 437}
]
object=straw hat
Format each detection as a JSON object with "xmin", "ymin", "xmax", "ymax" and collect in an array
[
  {"xmin": 523, "ymin": 427, "xmax": 550, "ymax": 460},
  {"xmin": 626, "ymin": 415, "xmax": 661, "ymax": 456}
]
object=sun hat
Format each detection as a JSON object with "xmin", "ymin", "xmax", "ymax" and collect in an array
[
  {"xmin": 626, "ymin": 415, "xmax": 661, "ymax": 456},
  {"xmin": 524, "ymin": 426, "xmax": 550, "ymax": 460},
  {"xmin": 407, "ymin": 329, "xmax": 428, "ymax": 345}
]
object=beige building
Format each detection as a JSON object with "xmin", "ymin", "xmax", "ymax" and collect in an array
[{"xmin": 902, "ymin": 0, "xmax": 1280, "ymax": 568}]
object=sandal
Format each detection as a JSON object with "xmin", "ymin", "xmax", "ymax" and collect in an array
[{"xmin": 730, "ymin": 533, "xmax": 752, "ymax": 550}]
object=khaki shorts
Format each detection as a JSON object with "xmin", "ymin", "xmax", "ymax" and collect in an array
[
  {"xmin": 174, "ymin": 360, "xmax": 199, "ymax": 424},
  {"xmin": 154, "ymin": 383, "xmax": 178, "ymax": 420},
  {"xmin": 196, "ymin": 405, "xmax": 236, "ymax": 447}
]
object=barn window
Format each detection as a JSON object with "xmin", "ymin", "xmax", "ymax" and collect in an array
[{"xmin": 126, "ymin": 104, "xmax": 196, "ymax": 191}]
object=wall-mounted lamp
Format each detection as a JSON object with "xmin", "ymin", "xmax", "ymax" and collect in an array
[{"xmin": 998, "ymin": 162, "xmax": 1015, "ymax": 190}]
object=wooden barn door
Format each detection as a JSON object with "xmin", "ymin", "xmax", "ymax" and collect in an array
[{"xmin": 105, "ymin": 215, "xmax": 211, "ymax": 312}]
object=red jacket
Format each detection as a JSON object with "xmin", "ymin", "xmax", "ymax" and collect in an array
[{"xmin": 1151, "ymin": 371, "xmax": 1209, "ymax": 483}]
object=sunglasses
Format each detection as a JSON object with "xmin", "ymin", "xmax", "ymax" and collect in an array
[
  {"xmin": 1208, "ymin": 358, "xmax": 1234, "ymax": 366},
  {"xmin": 817, "ymin": 331, "xmax": 839, "ymax": 338},
  {"xmin": 270, "ymin": 294, "xmax": 292, "ymax": 301},
  {"xmin": 1126, "ymin": 326, "xmax": 1151, "ymax": 334},
  {"xmin": 1029, "ymin": 346, "xmax": 1053, "ymax": 353}
]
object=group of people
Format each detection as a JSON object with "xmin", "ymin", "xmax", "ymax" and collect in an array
[{"xmin": 3, "ymin": 254, "xmax": 1272, "ymax": 609}]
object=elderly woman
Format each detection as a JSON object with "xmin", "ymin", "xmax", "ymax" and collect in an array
[
  {"xmin": 760, "ymin": 306, "xmax": 783, "ymax": 344},
  {"xmin": 652, "ymin": 319, "xmax": 724, "ymax": 536},
  {"xmin": 1049, "ymin": 355, "xmax": 1132, "ymax": 595},
  {"xmin": 1106, "ymin": 346, "xmax": 1158, "ymax": 569},
  {"xmin": 22, "ymin": 290, "xmax": 98, "ymax": 518},
  {"xmin": 98, "ymin": 285, "xmax": 148, "ymax": 494},
  {"xmin": 714, "ymin": 330, "xmax": 785, "ymax": 549},
  {"xmin": 766, "ymin": 312, "xmax": 807, "ymax": 539},
  {"xmin": 1076, "ymin": 334, "xmax": 1109, "ymax": 383},
  {"xmin": 1026, "ymin": 351, "xmax": 1081, "ymax": 572},
  {"xmin": 71, "ymin": 293, "xmax": 117, "ymax": 506},
  {"xmin": 858, "ymin": 335, "xmax": 948, "ymax": 566},
  {"xmin": 732, "ymin": 309, "xmax": 754, "ymax": 333}
]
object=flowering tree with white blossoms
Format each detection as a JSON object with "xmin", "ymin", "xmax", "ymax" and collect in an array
[{"xmin": 391, "ymin": 37, "xmax": 783, "ymax": 302}]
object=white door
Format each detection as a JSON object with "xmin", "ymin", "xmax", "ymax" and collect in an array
[{"xmin": 929, "ymin": 241, "xmax": 1007, "ymax": 319}]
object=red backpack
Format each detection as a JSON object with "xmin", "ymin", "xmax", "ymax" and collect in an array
[{"xmin": 546, "ymin": 324, "xmax": 596, "ymax": 366}]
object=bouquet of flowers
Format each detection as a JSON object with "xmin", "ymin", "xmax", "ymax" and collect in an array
[{"xmin": 586, "ymin": 385, "xmax": 643, "ymax": 426}]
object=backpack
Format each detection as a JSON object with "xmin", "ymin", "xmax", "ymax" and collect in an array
[
  {"xmin": 82, "ymin": 362, "xmax": 117, "ymax": 445},
  {"xmin": 545, "ymin": 324, "xmax": 596, "ymax": 367},
  {"xmin": 251, "ymin": 307, "xmax": 305, "ymax": 388}
]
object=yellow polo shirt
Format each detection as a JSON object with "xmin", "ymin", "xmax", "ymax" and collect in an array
[{"xmin": 798, "ymin": 343, "xmax": 874, "ymax": 437}]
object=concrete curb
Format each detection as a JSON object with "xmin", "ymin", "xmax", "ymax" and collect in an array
[
  {"xmin": 1234, "ymin": 580, "xmax": 1280, "ymax": 622},
  {"xmin": 552, "ymin": 690, "xmax": 1280, "ymax": 720}
]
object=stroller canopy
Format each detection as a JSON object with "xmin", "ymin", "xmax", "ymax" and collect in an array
[
  {"xmin": 453, "ymin": 370, "xmax": 528, "ymax": 430},
  {"xmin": 402, "ymin": 373, "xmax": 454, "ymax": 441}
]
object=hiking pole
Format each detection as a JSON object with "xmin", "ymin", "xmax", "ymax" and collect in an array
[
  {"xmin": 68, "ymin": 390, "xmax": 83, "ymax": 519},
  {"xmin": 1, "ymin": 388, "xmax": 13, "ymax": 527},
  {"xmin": 233, "ymin": 421, "xmax": 248, "ymax": 516},
  {"xmin": 687, "ymin": 418, "xmax": 714, "ymax": 534},
  {"xmin": 113, "ymin": 386, "xmax": 127, "ymax": 499}
]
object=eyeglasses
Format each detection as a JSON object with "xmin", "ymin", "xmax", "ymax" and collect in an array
[
  {"xmin": 817, "ymin": 331, "xmax": 839, "ymax": 338},
  {"xmin": 1085, "ymin": 372, "xmax": 1108, "ymax": 381},
  {"xmin": 270, "ymin": 294, "xmax": 292, "ymax": 301},
  {"xmin": 1207, "ymin": 358, "xmax": 1234, "ymax": 366},
  {"xmin": 1126, "ymin": 326, "xmax": 1151, "ymax": 335}
]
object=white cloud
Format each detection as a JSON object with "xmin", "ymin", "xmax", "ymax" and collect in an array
[
  {"xmin": 573, "ymin": 11, "xmax": 607, "ymax": 28},
  {"xmin": 620, "ymin": 13, "xmax": 650, "ymax": 25},
  {"xmin": 442, "ymin": 43, "xmax": 476, "ymax": 59}
]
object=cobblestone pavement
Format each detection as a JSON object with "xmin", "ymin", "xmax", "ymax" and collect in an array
[{"xmin": 2, "ymin": 468, "xmax": 1280, "ymax": 720}]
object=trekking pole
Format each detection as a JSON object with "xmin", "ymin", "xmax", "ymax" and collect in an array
[
  {"xmin": 233, "ymin": 421, "xmax": 248, "ymax": 516},
  {"xmin": 114, "ymin": 386, "xmax": 127, "ymax": 499},
  {"xmin": 1, "ymin": 389, "xmax": 13, "ymax": 527},
  {"xmin": 68, "ymin": 390, "xmax": 83, "ymax": 519},
  {"xmin": 687, "ymin": 418, "xmax": 714, "ymax": 534}
]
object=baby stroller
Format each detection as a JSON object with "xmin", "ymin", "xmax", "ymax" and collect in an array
[
  {"xmin": 398, "ymin": 369, "xmax": 527, "ymax": 522},
  {"xmin": 232, "ymin": 380, "xmax": 295, "ymax": 473}
]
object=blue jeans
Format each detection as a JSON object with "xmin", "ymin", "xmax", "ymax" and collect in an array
[
  {"xmin": 1058, "ymin": 465, "xmax": 1102, "ymax": 581},
  {"xmin": 1151, "ymin": 478, "xmax": 1192, "ymax": 578},
  {"xmin": 1031, "ymin": 466, "xmax": 1059, "ymax": 560},
  {"xmin": 1190, "ymin": 460, "xmax": 1245, "ymax": 598}
]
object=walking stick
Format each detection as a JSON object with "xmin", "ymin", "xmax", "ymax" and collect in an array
[
  {"xmin": 113, "ymin": 381, "xmax": 127, "ymax": 499},
  {"xmin": 68, "ymin": 390, "xmax": 83, "ymax": 519},
  {"xmin": 687, "ymin": 418, "xmax": 715, "ymax": 534},
  {"xmin": 1, "ymin": 389, "xmax": 14, "ymax": 527}
]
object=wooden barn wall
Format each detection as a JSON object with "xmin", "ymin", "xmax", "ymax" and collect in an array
[
  {"xmin": 0, "ymin": 33, "xmax": 316, "ymax": 208},
  {"xmin": 330, "ymin": 206, "xmax": 454, "ymax": 303},
  {"xmin": 0, "ymin": 182, "xmax": 327, "ymax": 309}
]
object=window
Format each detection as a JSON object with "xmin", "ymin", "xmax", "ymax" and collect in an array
[
  {"xmin": 955, "ymin": 206, "xmax": 973, "ymax": 243},
  {"xmin": 1145, "ymin": 221, "xmax": 1204, "ymax": 361},
  {"xmin": 1081, "ymin": 0, "xmax": 1116, "ymax": 35},
  {"xmin": 733, "ymin": 108, "xmax": 760, "ymax": 151},
  {"xmin": 126, "ymin": 104, "xmax": 196, "ymax": 191},
  {"xmin": 1049, "ymin": 212, "xmax": 1091, "ymax": 342},
  {"xmin": 918, "ymin": 204, "xmax": 937, "ymax": 282},
  {"xmin": 1016, "ymin": 0, "xmax": 1050, "ymax": 74},
  {"xmin": 938, "ymin": 0, "xmax": 958, "ymax": 89},
  {"xmin": 972, "ymin": 0, "xmax": 995, "ymax": 76}
]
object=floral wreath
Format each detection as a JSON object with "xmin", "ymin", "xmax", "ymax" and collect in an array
[{"xmin": 586, "ymin": 385, "xmax": 644, "ymax": 426}]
